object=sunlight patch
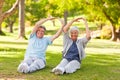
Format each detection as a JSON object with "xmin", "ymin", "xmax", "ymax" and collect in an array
[
  {"xmin": 0, "ymin": 52, "xmax": 23, "ymax": 58},
  {"xmin": 86, "ymin": 48, "xmax": 120, "ymax": 54}
]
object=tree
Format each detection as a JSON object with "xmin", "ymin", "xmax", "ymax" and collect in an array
[
  {"xmin": 102, "ymin": 0, "xmax": 120, "ymax": 41},
  {"xmin": 48, "ymin": 0, "xmax": 76, "ymax": 24},
  {"xmin": 25, "ymin": 0, "xmax": 49, "ymax": 25},
  {"xmin": 0, "ymin": 0, "xmax": 20, "ymax": 34},
  {"xmin": 5, "ymin": 14, "xmax": 17, "ymax": 33},
  {"xmin": 25, "ymin": 0, "xmax": 81, "ymax": 25},
  {"xmin": 18, "ymin": 0, "xmax": 25, "ymax": 39},
  {"xmin": 84, "ymin": 0, "xmax": 120, "ymax": 41}
]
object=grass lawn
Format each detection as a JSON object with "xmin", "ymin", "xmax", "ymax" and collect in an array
[
  {"xmin": 0, "ymin": 34, "xmax": 120, "ymax": 80},
  {"xmin": 0, "ymin": 21, "xmax": 120, "ymax": 80}
]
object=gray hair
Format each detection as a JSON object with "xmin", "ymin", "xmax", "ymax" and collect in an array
[{"xmin": 69, "ymin": 26, "xmax": 80, "ymax": 33}]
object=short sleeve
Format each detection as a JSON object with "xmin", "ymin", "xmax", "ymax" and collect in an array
[
  {"xmin": 29, "ymin": 33, "xmax": 36, "ymax": 39},
  {"xmin": 46, "ymin": 37, "xmax": 52, "ymax": 45}
]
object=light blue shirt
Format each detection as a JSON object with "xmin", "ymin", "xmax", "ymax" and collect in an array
[{"xmin": 25, "ymin": 33, "xmax": 52, "ymax": 61}]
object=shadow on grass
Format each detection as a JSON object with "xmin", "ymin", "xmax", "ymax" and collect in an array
[
  {"xmin": 0, "ymin": 41, "xmax": 28, "ymax": 45},
  {"xmin": 83, "ymin": 54, "xmax": 120, "ymax": 67},
  {"xmin": 0, "ymin": 48, "xmax": 120, "ymax": 80},
  {"xmin": 0, "ymin": 47, "xmax": 25, "ymax": 52},
  {"xmin": 0, "ymin": 50, "xmax": 62, "ymax": 79}
]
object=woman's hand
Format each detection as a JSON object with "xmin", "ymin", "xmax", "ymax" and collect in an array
[
  {"xmin": 73, "ymin": 17, "xmax": 85, "ymax": 22},
  {"xmin": 47, "ymin": 17, "xmax": 56, "ymax": 20}
]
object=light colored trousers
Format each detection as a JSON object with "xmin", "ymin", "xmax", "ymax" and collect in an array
[
  {"xmin": 52, "ymin": 58, "xmax": 80, "ymax": 74},
  {"xmin": 17, "ymin": 57, "xmax": 45, "ymax": 73}
]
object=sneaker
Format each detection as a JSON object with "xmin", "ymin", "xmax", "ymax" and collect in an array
[
  {"xmin": 54, "ymin": 69, "xmax": 63, "ymax": 75},
  {"xmin": 17, "ymin": 63, "xmax": 29, "ymax": 73}
]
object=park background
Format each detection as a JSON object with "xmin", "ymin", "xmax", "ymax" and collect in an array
[{"xmin": 0, "ymin": 0, "xmax": 120, "ymax": 80}]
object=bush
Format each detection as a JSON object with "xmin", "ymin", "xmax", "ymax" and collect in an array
[{"xmin": 100, "ymin": 26, "xmax": 112, "ymax": 39}]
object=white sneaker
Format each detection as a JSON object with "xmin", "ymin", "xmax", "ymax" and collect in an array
[
  {"xmin": 54, "ymin": 68, "xmax": 63, "ymax": 75},
  {"xmin": 17, "ymin": 63, "xmax": 29, "ymax": 73}
]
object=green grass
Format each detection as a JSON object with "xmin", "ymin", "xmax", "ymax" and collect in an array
[{"xmin": 0, "ymin": 34, "xmax": 120, "ymax": 80}]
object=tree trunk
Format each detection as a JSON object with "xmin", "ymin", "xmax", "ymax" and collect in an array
[
  {"xmin": 116, "ymin": 27, "xmax": 120, "ymax": 42},
  {"xmin": 0, "ymin": 26, "xmax": 1, "ymax": 33},
  {"xmin": 18, "ymin": 0, "xmax": 25, "ymax": 39},
  {"xmin": 6, "ymin": 17, "xmax": 16, "ymax": 33},
  {"xmin": 9, "ymin": 21, "xmax": 14, "ymax": 33},
  {"xmin": 110, "ymin": 25, "xmax": 117, "ymax": 41},
  {"xmin": 9, "ymin": 24, "xmax": 13, "ymax": 33},
  {"xmin": 64, "ymin": 10, "xmax": 68, "ymax": 25},
  {"xmin": 0, "ymin": 0, "xmax": 4, "ymax": 14},
  {"xmin": 0, "ymin": 24, "xmax": 4, "ymax": 35},
  {"xmin": 0, "ymin": 0, "xmax": 4, "ymax": 33}
]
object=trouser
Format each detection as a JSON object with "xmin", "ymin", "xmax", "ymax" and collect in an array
[
  {"xmin": 17, "ymin": 57, "xmax": 45, "ymax": 73},
  {"xmin": 52, "ymin": 58, "xmax": 80, "ymax": 74}
]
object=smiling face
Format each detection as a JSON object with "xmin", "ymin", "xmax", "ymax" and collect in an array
[
  {"xmin": 36, "ymin": 27, "xmax": 45, "ymax": 38},
  {"xmin": 70, "ymin": 30, "xmax": 79, "ymax": 41}
]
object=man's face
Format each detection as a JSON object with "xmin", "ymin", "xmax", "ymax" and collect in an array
[
  {"xmin": 70, "ymin": 30, "xmax": 78, "ymax": 41},
  {"xmin": 36, "ymin": 28, "xmax": 45, "ymax": 38}
]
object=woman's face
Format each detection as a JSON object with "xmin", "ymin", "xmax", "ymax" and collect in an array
[
  {"xmin": 36, "ymin": 27, "xmax": 45, "ymax": 38},
  {"xmin": 70, "ymin": 30, "xmax": 78, "ymax": 41}
]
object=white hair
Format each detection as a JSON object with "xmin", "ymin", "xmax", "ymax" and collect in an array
[{"xmin": 69, "ymin": 26, "xmax": 80, "ymax": 33}]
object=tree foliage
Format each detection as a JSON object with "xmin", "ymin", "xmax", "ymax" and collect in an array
[
  {"xmin": 1, "ymin": 0, "xmax": 120, "ymax": 41},
  {"xmin": 80, "ymin": 0, "xmax": 120, "ymax": 41},
  {"xmin": 25, "ymin": 0, "xmax": 49, "ymax": 25}
]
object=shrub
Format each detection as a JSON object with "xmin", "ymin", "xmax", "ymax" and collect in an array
[{"xmin": 100, "ymin": 26, "xmax": 112, "ymax": 39}]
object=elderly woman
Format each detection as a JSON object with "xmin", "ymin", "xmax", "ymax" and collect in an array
[
  {"xmin": 17, "ymin": 17, "xmax": 64, "ymax": 73},
  {"xmin": 52, "ymin": 17, "xmax": 91, "ymax": 74}
]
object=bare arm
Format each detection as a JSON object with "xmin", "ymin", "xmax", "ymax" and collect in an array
[
  {"xmin": 31, "ymin": 17, "xmax": 55, "ymax": 34},
  {"xmin": 82, "ymin": 18, "xmax": 91, "ymax": 40},
  {"xmin": 51, "ymin": 18, "xmax": 65, "ymax": 42},
  {"xmin": 63, "ymin": 17, "xmax": 91, "ymax": 40},
  {"xmin": 63, "ymin": 17, "xmax": 82, "ymax": 33}
]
